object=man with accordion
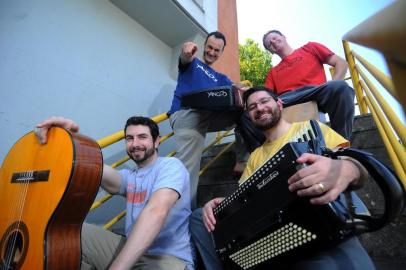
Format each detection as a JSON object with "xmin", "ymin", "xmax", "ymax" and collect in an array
[{"xmin": 190, "ymin": 86, "xmax": 376, "ymax": 270}]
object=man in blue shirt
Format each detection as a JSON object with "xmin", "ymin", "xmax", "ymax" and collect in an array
[{"xmin": 168, "ymin": 31, "xmax": 249, "ymax": 209}]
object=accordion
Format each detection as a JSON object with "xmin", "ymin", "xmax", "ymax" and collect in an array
[
  {"xmin": 180, "ymin": 85, "xmax": 244, "ymax": 110},
  {"xmin": 212, "ymin": 141, "xmax": 405, "ymax": 269}
]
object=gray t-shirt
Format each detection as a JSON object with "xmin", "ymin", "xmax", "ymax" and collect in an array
[{"xmin": 119, "ymin": 157, "xmax": 194, "ymax": 269}]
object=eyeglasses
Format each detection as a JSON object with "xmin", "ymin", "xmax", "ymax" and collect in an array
[{"xmin": 246, "ymin": 97, "xmax": 273, "ymax": 112}]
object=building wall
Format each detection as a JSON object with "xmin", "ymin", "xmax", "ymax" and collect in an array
[
  {"xmin": 0, "ymin": 0, "xmax": 222, "ymax": 164},
  {"xmin": 215, "ymin": 0, "xmax": 240, "ymax": 82},
  {"xmin": 0, "ymin": 0, "xmax": 241, "ymax": 228},
  {"xmin": 176, "ymin": 0, "xmax": 217, "ymax": 32}
]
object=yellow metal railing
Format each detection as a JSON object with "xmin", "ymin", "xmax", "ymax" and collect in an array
[
  {"xmin": 342, "ymin": 0, "xmax": 406, "ymax": 188},
  {"xmin": 96, "ymin": 112, "xmax": 169, "ymax": 148}
]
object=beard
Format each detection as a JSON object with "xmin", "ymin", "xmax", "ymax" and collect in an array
[
  {"xmin": 253, "ymin": 106, "xmax": 282, "ymax": 131},
  {"xmin": 127, "ymin": 146, "xmax": 156, "ymax": 164}
]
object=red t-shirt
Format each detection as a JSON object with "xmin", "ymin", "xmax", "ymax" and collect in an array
[{"xmin": 264, "ymin": 42, "xmax": 334, "ymax": 94}]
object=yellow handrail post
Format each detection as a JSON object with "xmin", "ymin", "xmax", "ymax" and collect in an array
[
  {"xmin": 97, "ymin": 112, "xmax": 169, "ymax": 148},
  {"xmin": 351, "ymin": 51, "xmax": 396, "ymax": 99},
  {"xmin": 203, "ymin": 130, "xmax": 233, "ymax": 154},
  {"xmin": 329, "ymin": 67, "xmax": 334, "ymax": 78},
  {"xmin": 103, "ymin": 211, "xmax": 126, "ymax": 230},
  {"xmin": 342, "ymin": 40, "xmax": 368, "ymax": 114},
  {"xmin": 90, "ymin": 194, "xmax": 113, "ymax": 211}
]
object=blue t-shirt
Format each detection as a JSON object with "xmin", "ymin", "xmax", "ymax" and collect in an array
[
  {"xmin": 118, "ymin": 157, "xmax": 194, "ymax": 269},
  {"xmin": 168, "ymin": 57, "xmax": 233, "ymax": 114}
]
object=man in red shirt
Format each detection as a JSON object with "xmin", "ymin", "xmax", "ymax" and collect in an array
[{"xmin": 263, "ymin": 30, "xmax": 355, "ymax": 139}]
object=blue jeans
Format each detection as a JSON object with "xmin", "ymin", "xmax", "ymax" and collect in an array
[
  {"xmin": 189, "ymin": 208, "xmax": 375, "ymax": 270},
  {"xmin": 189, "ymin": 208, "xmax": 223, "ymax": 270}
]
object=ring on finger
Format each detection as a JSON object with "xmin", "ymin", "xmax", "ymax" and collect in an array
[{"xmin": 317, "ymin": 182, "xmax": 326, "ymax": 193}]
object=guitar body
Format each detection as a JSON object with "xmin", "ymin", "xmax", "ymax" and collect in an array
[{"xmin": 0, "ymin": 128, "xmax": 103, "ymax": 270}]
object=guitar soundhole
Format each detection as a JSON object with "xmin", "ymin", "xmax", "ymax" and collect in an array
[{"xmin": 0, "ymin": 222, "xmax": 29, "ymax": 270}]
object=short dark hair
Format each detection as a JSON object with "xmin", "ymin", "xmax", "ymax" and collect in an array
[
  {"xmin": 205, "ymin": 31, "xmax": 227, "ymax": 48},
  {"xmin": 124, "ymin": 116, "xmax": 160, "ymax": 142},
  {"xmin": 262, "ymin": 30, "xmax": 283, "ymax": 50},
  {"xmin": 243, "ymin": 86, "xmax": 278, "ymax": 107}
]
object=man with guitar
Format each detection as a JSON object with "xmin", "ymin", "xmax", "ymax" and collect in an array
[
  {"xmin": 35, "ymin": 116, "xmax": 194, "ymax": 270},
  {"xmin": 190, "ymin": 86, "xmax": 375, "ymax": 270}
]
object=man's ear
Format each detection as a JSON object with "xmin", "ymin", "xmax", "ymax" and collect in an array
[
  {"xmin": 277, "ymin": 98, "xmax": 284, "ymax": 109},
  {"xmin": 154, "ymin": 136, "xmax": 161, "ymax": 149}
]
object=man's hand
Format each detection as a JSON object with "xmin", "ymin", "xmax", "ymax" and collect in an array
[
  {"xmin": 34, "ymin": 116, "xmax": 80, "ymax": 144},
  {"xmin": 202, "ymin": 197, "xmax": 224, "ymax": 232},
  {"xmin": 325, "ymin": 54, "xmax": 348, "ymax": 80},
  {"xmin": 287, "ymin": 153, "xmax": 361, "ymax": 205},
  {"xmin": 233, "ymin": 82, "xmax": 250, "ymax": 92},
  {"xmin": 180, "ymin": 42, "xmax": 198, "ymax": 64}
]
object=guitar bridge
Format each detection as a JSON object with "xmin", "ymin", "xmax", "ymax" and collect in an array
[{"xmin": 11, "ymin": 170, "xmax": 50, "ymax": 183}]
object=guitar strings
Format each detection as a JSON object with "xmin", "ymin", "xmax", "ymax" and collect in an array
[
  {"xmin": 4, "ymin": 172, "xmax": 22, "ymax": 268},
  {"xmin": 5, "ymin": 171, "xmax": 31, "ymax": 268},
  {"xmin": 4, "ymin": 172, "xmax": 23, "ymax": 268}
]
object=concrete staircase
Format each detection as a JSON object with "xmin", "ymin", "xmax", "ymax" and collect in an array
[{"xmin": 197, "ymin": 114, "xmax": 406, "ymax": 270}]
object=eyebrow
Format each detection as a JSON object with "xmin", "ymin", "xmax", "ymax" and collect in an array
[
  {"xmin": 247, "ymin": 97, "xmax": 271, "ymax": 106},
  {"xmin": 126, "ymin": 132, "xmax": 149, "ymax": 138},
  {"xmin": 249, "ymin": 97, "xmax": 270, "ymax": 103},
  {"xmin": 208, "ymin": 45, "xmax": 220, "ymax": 51}
]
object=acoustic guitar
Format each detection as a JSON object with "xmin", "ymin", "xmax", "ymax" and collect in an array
[{"xmin": 0, "ymin": 127, "xmax": 103, "ymax": 270}]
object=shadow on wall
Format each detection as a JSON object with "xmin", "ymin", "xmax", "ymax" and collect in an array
[
  {"xmin": 147, "ymin": 83, "xmax": 173, "ymax": 117},
  {"xmin": 147, "ymin": 83, "xmax": 176, "ymax": 156}
]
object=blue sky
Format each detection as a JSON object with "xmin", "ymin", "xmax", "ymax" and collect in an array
[{"xmin": 236, "ymin": 0, "xmax": 405, "ymax": 121}]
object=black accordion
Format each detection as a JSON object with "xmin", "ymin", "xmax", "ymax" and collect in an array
[
  {"xmin": 180, "ymin": 85, "xmax": 244, "ymax": 110},
  {"xmin": 212, "ymin": 141, "xmax": 404, "ymax": 270}
]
